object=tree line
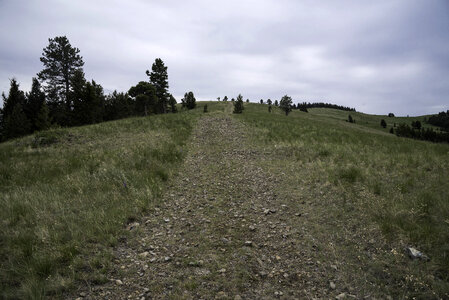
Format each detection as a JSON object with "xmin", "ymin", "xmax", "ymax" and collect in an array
[
  {"xmin": 293, "ymin": 102, "xmax": 356, "ymax": 112},
  {"xmin": 0, "ymin": 36, "xmax": 198, "ymax": 142},
  {"xmin": 427, "ymin": 110, "xmax": 449, "ymax": 131}
]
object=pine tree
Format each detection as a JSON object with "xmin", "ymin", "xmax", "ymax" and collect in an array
[
  {"xmin": 25, "ymin": 78, "xmax": 46, "ymax": 131},
  {"xmin": 182, "ymin": 92, "xmax": 196, "ymax": 109},
  {"xmin": 280, "ymin": 95, "xmax": 293, "ymax": 116},
  {"xmin": 4, "ymin": 103, "xmax": 30, "ymax": 139},
  {"xmin": 37, "ymin": 36, "xmax": 84, "ymax": 114},
  {"xmin": 146, "ymin": 58, "xmax": 169, "ymax": 114},
  {"xmin": 35, "ymin": 102, "xmax": 50, "ymax": 131},
  {"xmin": 274, "ymin": 100, "xmax": 278, "ymax": 106},
  {"xmin": 223, "ymin": 96, "xmax": 228, "ymax": 102},
  {"xmin": 267, "ymin": 99, "xmax": 272, "ymax": 105},
  {"xmin": 169, "ymin": 94, "xmax": 177, "ymax": 113},
  {"xmin": 128, "ymin": 81, "xmax": 158, "ymax": 115},
  {"xmin": 380, "ymin": 119, "xmax": 387, "ymax": 128},
  {"xmin": 1, "ymin": 79, "xmax": 30, "ymax": 140},
  {"xmin": 233, "ymin": 94, "xmax": 244, "ymax": 114}
]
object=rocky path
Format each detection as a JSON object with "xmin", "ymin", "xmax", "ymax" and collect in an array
[{"xmin": 73, "ymin": 114, "xmax": 388, "ymax": 299}]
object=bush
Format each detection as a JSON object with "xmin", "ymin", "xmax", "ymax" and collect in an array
[
  {"xmin": 380, "ymin": 119, "xmax": 387, "ymax": 128},
  {"xmin": 203, "ymin": 104, "xmax": 208, "ymax": 113}
]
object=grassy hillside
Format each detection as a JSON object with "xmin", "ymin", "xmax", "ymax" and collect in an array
[
  {"xmin": 307, "ymin": 107, "xmax": 440, "ymax": 133},
  {"xmin": 236, "ymin": 103, "xmax": 449, "ymax": 296},
  {"xmin": 1, "ymin": 101, "xmax": 448, "ymax": 298},
  {"xmin": 0, "ymin": 110, "xmax": 202, "ymax": 298}
]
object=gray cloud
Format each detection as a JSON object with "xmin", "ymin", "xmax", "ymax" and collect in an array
[{"xmin": 1, "ymin": 0, "xmax": 448, "ymax": 115}]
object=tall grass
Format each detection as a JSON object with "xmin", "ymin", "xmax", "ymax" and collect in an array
[
  {"xmin": 0, "ymin": 111, "xmax": 198, "ymax": 298},
  {"xmin": 236, "ymin": 103, "xmax": 449, "ymax": 282}
]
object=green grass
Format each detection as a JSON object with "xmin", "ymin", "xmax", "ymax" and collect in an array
[
  {"xmin": 307, "ymin": 107, "xmax": 440, "ymax": 133},
  {"xmin": 235, "ymin": 103, "xmax": 449, "ymax": 296},
  {"xmin": 0, "ymin": 109, "xmax": 203, "ymax": 298},
  {"xmin": 1, "ymin": 101, "xmax": 448, "ymax": 298}
]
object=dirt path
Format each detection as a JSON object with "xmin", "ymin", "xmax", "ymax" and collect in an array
[{"xmin": 73, "ymin": 114, "xmax": 389, "ymax": 299}]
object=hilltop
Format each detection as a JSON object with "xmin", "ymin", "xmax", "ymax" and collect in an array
[{"xmin": 0, "ymin": 102, "xmax": 448, "ymax": 299}]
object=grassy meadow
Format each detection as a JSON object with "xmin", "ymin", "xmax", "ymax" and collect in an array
[
  {"xmin": 0, "ymin": 109, "xmax": 201, "ymax": 298},
  {"xmin": 308, "ymin": 107, "xmax": 440, "ymax": 133},
  {"xmin": 235, "ymin": 103, "xmax": 449, "ymax": 296},
  {"xmin": 0, "ymin": 100, "xmax": 448, "ymax": 298}
]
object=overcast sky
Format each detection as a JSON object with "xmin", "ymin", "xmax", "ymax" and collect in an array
[{"xmin": 1, "ymin": 0, "xmax": 448, "ymax": 115}]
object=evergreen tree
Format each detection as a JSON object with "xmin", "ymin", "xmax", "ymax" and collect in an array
[
  {"xmin": 280, "ymin": 95, "xmax": 292, "ymax": 116},
  {"xmin": 233, "ymin": 94, "xmax": 244, "ymax": 114},
  {"xmin": 4, "ymin": 103, "xmax": 30, "ymax": 139},
  {"xmin": 128, "ymin": 81, "xmax": 158, "ymax": 115},
  {"xmin": 182, "ymin": 91, "xmax": 196, "ymax": 109},
  {"xmin": 268, "ymin": 105, "xmax": 272, "ymax": 113},
  {"xmin": 380, "ymin": 119, "xmax": 387, "ymax": 128},
  {"xmin": 267, "ymin": 99, "xmax": 272, "ymax": 105},
  {"xmin": 1, "ymin": 79, "xmax": 30, "ymax": 140},
  {"xmin": 70, "ymin": 69, "xmax": 87, "ymax": 124},
  {"xmin": 2, "ymin": 79, "xmax": 26, "ymax": 119},
  {"xmin": 274, "ymin": 100, "xmax": 278, "ymax": 106},
  {"xmin": 72, "ymin": 80, "xmax": 104, "ymax": 124},
  {"xmin": 389, "ymin": 127, "xmax": 394, "ymax": 134},
  {"xmin": 246, "ymin": 99, "xmax": 249, "ymax": 103},
  {"xmin": 146, "ymin": 58, "xmax": 169, "ymax": 114},
  {"xmin": 223, "ymin": 96, "xmax": 228, "ymax": 102},
  {"xmin": 203, "ymin": 104, "xmax": 208, "ymax": 113},
  {"xmin": 169, "ymin": 94, "xmax": 177, "ymax": 113},
  {"xmin": 35, "ymin": 102, "xmax": 50, "ymax": 131},
  {"xmin": 37, "ymin": 36, "xmax": 84, "ymax": 114},
  {"xmin": 260, "ymin": 99, "xmax": 263, "ymax": 104},
  {"xmin": 348, "ymin": 115, "xmax": 354, "ymax": 123},
  {"xmin": 25, "ymin": 78, "xmax": 46, "ymax": 131},
  {"xmin": 104, "ymin": 91, "xmax": 133, "ymax": 120},
  {"xmin": 217, "ymin": 97, "xmax": 220, "ymax": 101}
]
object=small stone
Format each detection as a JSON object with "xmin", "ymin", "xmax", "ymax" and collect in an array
[
  {"xmin": 335, "ymin": 293, "xmax": 346, "ymax": 299},
  {"xmin": 216, "ymin": 291, "xmax": 227, "ymax": 298},
  {"xmin": 234, "ymin": 295, "xmax": 242, "ymax": 300},
  {"xmin": 249, "ymin": 225, "xmax": 256, "ymax": 231},
  {"xmin": 150, "ymin": 257, "xmax": 156, "ymax": 263},
  {"xmin": 295, "ymin": 212, "xmax": 302, "ymax": 217},
  {"xmin": 144, "ymin": 288, "xmax": 150, "ymax": 293},
  {"xmin": 259, "ymin": 271, "xmax": 268, "ymax": 277},
  {"xmin": 164, "ymin": 218, "xmax": 170, "ymax": 223},
  {"xmin": 270, "ymin": 208, "xmax": 277, "ymax": 213},
  {"xmin": 245, "ymin": 241, "xmax": 253, "ymax": 247},
  {"xmin": 331, "ymin": 264, "xmax": 338, "ymax": 271},
  {"xmin": 330, "ymin": 281, "xmax": 336, "ymax": 289},
  {"xmin": 126, "ymin": 222, "xmax": 140, "ymax": 231},
  {"xmin": 263, "ymin": 209, "xmax": 270, "ymax": 215},
  {"xmin": 115, "ymin": 279, "xmax": 123, "ymax": 285},
  {"xmin": 164, "ymin": 256, "xmax": 172, "ymax": 262},
  {"xmin": 79, "ymin": 292, "xmax": 87, "ymax": 297},
  {"xmin": 139, "ymin": 251, "xmax": 149, "ymax": 258},
  {"xmin": 406, "ymin": 247, "xmax": 429, "ymax": 261},
  {"xmin": 218, "ymin": 268, "xmax": 226, "ymax": 274}
]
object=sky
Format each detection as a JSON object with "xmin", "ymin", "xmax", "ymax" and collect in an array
[{"xmin": 0, "ymin": 0, "xmax": 448, "ymax": 116}]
